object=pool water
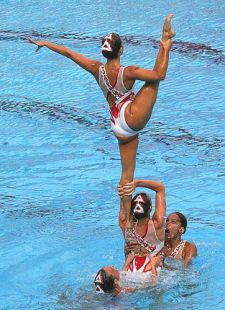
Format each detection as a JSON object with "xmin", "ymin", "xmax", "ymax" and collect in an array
[{"xmin": 1, "ymin": 1, "xmax": 225, "ymax": 309}]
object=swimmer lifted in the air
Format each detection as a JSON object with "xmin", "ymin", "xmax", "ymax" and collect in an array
[{"xmin": 27, "ymin": 14, "xmax": 175, "ymax": 231}]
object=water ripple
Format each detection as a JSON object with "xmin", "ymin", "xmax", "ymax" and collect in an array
[
  {"xmin": 1, "ymin": 30, "xmax": 224, "ymax": 65},
  {"xmin": 1, "ymin": 95, "xmax": 225, "ymax": 168},
  {"xmin": 0, "ymin": 94, "xmax": 108, "ymax": 130}
]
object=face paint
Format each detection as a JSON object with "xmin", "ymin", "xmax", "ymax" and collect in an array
[
  {"xmin": 132, "ymin": 195, "xmax": 149, "ymax": 220},
  {"xmin": 102, "ymin": 34, "xmax": 113, "ymax": 52},
  {"xmin": 95, "ymin": 284, "xmax": 105, "ymax": 293},
  {"xmin": 133, "ymin": 195, "xmax": 145, "ymax": 214},
  {"xmin": 95, "ymin": 273, "xmax": 102, "ymax": 283},
  {"xmin": 94, "ymin": 273, "xmax": 105, "ymax": 293}
]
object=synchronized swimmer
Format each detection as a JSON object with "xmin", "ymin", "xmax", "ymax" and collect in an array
[
  {"xmin": 27, "ymin": 13, "xmax": 198, "ymax": 295},
  {"xmin": 28, "ymin": 14, "xmax": 175, "ymax": 234},
  {"xmin": 94, "ymin": 181, "xmax": 197, "ymax": 294}
]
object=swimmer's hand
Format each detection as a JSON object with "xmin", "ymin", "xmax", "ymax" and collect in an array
[
  {"xmin": 117, "ymin": 184, "xmax": 124, "ymax": 198},
  {"xmin": 148, "ymin": 255, "xmax": 163, "ymax": 285},
  {"xmin": 117, "ymin": 181, "xmax": 135, "ymax": 198},
  {"xmin": 122, "ymin": 252, "xmax": 135, "ymax": 271},
  {"xmin": 27, "ymin": 37, "xmax": 45, "ymax": 52},
  {"xmin": 150, "ymin": 255, "xmax": 163, "ymax": 275}
]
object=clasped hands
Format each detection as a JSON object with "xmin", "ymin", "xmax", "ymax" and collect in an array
[{"xmin": 117, "ymin": 181, "xmax": 135, "ymax": 198}]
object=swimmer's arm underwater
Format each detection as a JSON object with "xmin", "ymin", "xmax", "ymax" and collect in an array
[{"xmin": 27, "ymin": 37, "xmax": 101, "ymax": 75}]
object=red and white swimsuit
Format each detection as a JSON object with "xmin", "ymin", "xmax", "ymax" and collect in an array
[
  {"xmin": 169, "ymin": 240, "xmax": 186, "ymax": 260},
  {"xmin": 98, "ymin": 65, "xmax": 139, "ymax": 137},
  {"xmin": 119, "ymin": 255, "xmax": 161, "ymax": 289},
  {"xmin": 128, "ymin": 255, "xmax": 151, "ymax": 273},
  {"xmin": 125, "ymin": 220, "xmax": 164, "ymax": 258}
]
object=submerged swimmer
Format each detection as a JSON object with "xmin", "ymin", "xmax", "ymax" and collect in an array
[
  {"xmin": 94, "ymin": 209, "xmax": 197, "ymax": 294},
  {"xmin": 27, "ymin": 14, "xmax": 175, "ymax": 228},
  {"xmin": 94, "ymin": 255, "xmax": 161, "ymax": 295}
]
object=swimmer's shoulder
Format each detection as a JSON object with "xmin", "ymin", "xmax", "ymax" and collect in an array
[
  {"xmin": 184, "ymin": 240, "xmax": 197, "ymax": 257},
  {"xmin": 123, "ymin": 65, "xmax": 140, "ymax": 82}
]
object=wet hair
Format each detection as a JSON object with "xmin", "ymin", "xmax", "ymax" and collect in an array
[
  {"xmin": 94, "ymin": 268, "xmax": 115, "ymax": 293},
  {"xmin": 173, "ymin": 212, "xmax": 187, "ymax": 233},
  {"xmin": 131, "ymin": 193, "xmax": 152, "ymax": 214},
  {"xmin": 101, "ymin": 33, "xmax": 122, "ymax": 59}
]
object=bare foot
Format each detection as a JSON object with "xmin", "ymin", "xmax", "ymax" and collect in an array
[{"xmin": 162, "ymin": 14, "xmax": 176, "ymax": 41}]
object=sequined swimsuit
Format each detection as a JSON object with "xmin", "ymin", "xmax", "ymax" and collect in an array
[{"xmin": 98, "ymin": 65, "xmax": 139, "ymax": 137}]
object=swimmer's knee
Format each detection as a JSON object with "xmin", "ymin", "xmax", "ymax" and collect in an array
[{"xmin": 117, "ymin": 134, "xmax": 139, "ymax": 145}]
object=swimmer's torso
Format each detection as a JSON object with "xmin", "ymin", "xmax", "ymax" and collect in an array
[
  {"xmin": 98, "ymin": 64, "xmax": 138, "ymax": 137},
  {"xmin": 164, "ymin": 240, "xmax": 187, "ymax": 260},
  {"xmin": 125, "ymin": 220, "xmax": 164, "ymax": 257},
  {"xmin": 98, "ymin": 65, "xmax": 134, "ymax": 105}
]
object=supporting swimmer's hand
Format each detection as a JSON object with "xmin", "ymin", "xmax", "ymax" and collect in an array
[
  {"xmin": 117, "ymin": 184, "xmax": 124, "ymax": 198},
  {"xmin": 150, "ymin": 255, "xmax": 163, "ymax": 275},
  {"xmin": 123, "ymin": 181, "xmax": 135, "ymax": 196},
  {"xmin": 117, "ymin": 181, "xmax": 135, "ymax": 198},
  {"xmin": 26, "ymin": 37, "xmax": 45, "ymax": 52}
]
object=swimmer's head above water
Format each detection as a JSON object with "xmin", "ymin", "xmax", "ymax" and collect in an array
[
  {"xmin": 165, "ymin": 212, "xmax": 187, "ymax": 238},
  {"xmin": 131, "ymin": 192, "xmax": 152, "ymax": 220},
  {"xmin": 94, "ymin": 266, "xmax": 120, "ymax": 293},
  {"xmin": 101, "ymin": 33, "xmax": 123, "ymax": 59}
]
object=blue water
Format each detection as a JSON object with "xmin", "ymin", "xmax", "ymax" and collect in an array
[{"xmin": 1, "ymin": 1, "xmax": 225, "ymax": 309}]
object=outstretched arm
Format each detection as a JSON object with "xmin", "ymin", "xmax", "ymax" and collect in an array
[
  {"xmin": 124, "ymin": 14, "xmax": 175, "ymax": 84},
  {"xmin": 27, "ymin": 38, "xmax": 101, "ymax": 76}
]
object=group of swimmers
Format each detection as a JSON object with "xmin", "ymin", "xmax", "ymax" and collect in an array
[
  {"xmin": 95, "ymin": 180, "xmax": 197, "ymax": 294},
  {"xmin": 28, "ymin": 13, "xmax": 197, "ymax": 295}
]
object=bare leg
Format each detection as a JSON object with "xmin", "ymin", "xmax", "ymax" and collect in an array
[
  {"xmin": 125, "ymin": 14, "xmax": 175, "ymax": 130},
  {"xmin": 154, "ymin": 14, "xmax": 175, "ymax": 73},
  {"xmin": 118, "ymin": 15, "xmax": 175, "ymax": 228},
  {"xmin": 118, "ymin": 135, "xmax": 139, "ymax": 227}
]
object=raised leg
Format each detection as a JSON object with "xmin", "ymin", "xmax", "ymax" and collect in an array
[
  {"xmin": 118, "ymin": 135, "xmax": 139, "ymax": 227},
  {"xmin": 117, "ymin": 14, "xmax": 175, "ymax": 228},
  {"xmin": 125, "ymin": 14, "xmax": 175, "ymax": 131}
]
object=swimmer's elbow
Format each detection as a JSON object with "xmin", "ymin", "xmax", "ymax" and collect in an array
[
  {"xmin": 152, "ymin": 69, "xmax": 166, "ymax": 81},
  {"xmin": 155, "ymin": 182, "xmax": 165, "ymax": 193},
  {"xmin": 158, "ymin": 72, "xmax": 166, "ymax": 81}
]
